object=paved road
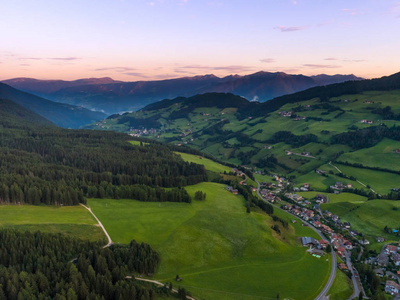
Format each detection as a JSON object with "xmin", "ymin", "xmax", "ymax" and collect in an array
[
  {"xmin": 255, "ymin": 180, "xmax": 336, "ymax": 300},
  {"xmin": 80, "ymin": 203, "xmax": 113, "ymax": 247}
]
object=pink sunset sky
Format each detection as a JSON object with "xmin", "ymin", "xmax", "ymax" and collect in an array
[{"xmin": 1, "ymin": 0, "xmax": 399, "ymax": 81}]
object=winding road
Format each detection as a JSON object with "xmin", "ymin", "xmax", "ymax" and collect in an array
[{"xmin": 255, "ymin": 180, "xmax": 337, "ymax": 300}]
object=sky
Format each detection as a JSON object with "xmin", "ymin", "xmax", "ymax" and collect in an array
[{"xmin": 1, "ymin": 0, "xmax": 399, "ymax": 81}]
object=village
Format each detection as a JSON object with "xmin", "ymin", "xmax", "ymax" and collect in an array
[{"xmin": 228, "ymin": 172, "xmax": 400, "ymax": 298}]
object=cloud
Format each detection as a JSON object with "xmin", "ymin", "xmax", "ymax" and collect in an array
[
  {"xmin": 49, "ymin": 57, "xmax": 80, "ymax": 61},
  {"xmin": 95, "ymin": 67, "xmax": 137, "ymax": 72},
  {"xmin": 19, "ymin": 57, "xmax": 43, "ymax": 60},
  {"xmin": 177, "ymin": 64, "xmax": 254, "ymax": 73},
  {"xmin": 324, "ymin": 57, "xmax": 338, "ymax": 61},
  {"xmin": 173, "ymin": 69, "xmax": 196, "ymax": 74},
  {"xmin": 122, "ymin": 72, "xmax": 149, "ymax": 78},
  {"xmin": 303, "ymin": 64, "xmax": 341, "ymax": 69},
  {"xmin": 291, "ymin": 0, "xmax": 297, "ymax": 4},
  {"xmin": 343, "ymin": 59, "xmax": 366, "ymax": 63},
  {"xmin": 274, "ymin": 25, "xmax": 307, "ymax": 32},
  {"xmin": 260, "ymin": 58, "xmax": 275, "ymax": 63},
  {"xmin": 341, "ymin": 8, "xmax": 363, "ymax": 16}
]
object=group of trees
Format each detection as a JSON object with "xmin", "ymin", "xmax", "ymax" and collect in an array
[
  {"xmin": 331, "ymin": 124, "xmax": 400, "ymax": 149},
  {"xmin": 267, "ymin": 131, "xmax": 318, "ymax": 148},
  {"xmin": 0, "ymin": 123, "xmax": 207, "ymax": 205},
  {"xmin": 0, "ymin": 230, "xmax": 163, "ymax": 300}
]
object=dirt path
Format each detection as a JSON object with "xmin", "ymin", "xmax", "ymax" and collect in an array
[
  {"xmin": 127, "ymin": 277, "xmax": 197, "ymax": 300},
  {"xmin": 329, "ymin": 162, "xmax": 380, "ymax": 196},
  {"xmin": 80, "ymin": 203, "xmax": 113, "ymax": 247}
]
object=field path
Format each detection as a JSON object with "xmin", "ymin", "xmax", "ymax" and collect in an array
[
  {"xmin": 80, "ymin": 203, "xmax": 113, "ymax": 247},
  {"xmin": 128, "ymin": 277, "xmax": 198, "ymax": 300},
  {"xmin": 328, "ymin": 162, "xmax": 380, "ymax": 196}
]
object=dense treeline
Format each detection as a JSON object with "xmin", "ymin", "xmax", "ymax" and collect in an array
[
  {"xmin": 0, "ymin": 230, "xmax": 163, "ymax": 300},
  {"xmin": 0, "ymin": 119, "xmax": 206, "ymax": 205},
  {"xmin": 267, "ymin": 131, "xmax": 318, "ymax": 147},
  {"xmin": 331, "ymin": 124, "xmax": 400, "ymax": 149}
]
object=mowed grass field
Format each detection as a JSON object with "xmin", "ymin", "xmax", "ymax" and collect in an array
[
  {"xmin": 338, "ymin": 138, "xmax": 400, "ymax": 172},
  {"xmin": 175, "ymin": 151, "xmax": 232, "ymax": 174},
  {"xmin": 0, "ymin": 205, "xmax": 105, "ymax": 241},
  {"xmin": 88, "ymin": 182, "xmax": 331, "ymax": 300},
  {"xmin": 322, "ymin": 199, "xmax": 400, "ymax": 238}
]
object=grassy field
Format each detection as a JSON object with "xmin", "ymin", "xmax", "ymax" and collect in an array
[
  {"xmin": 338, "ymin": 138, "xmax": 400, "ymax": 171},
  {"xmin": 328, "ymin": 270, "xmax": 353, "ymax": 300},
  {"xmin": 336, "ymin": 164, "xmax": 400, "ymax": 194},
  {"xmin": 322, "ymin": 199, "xmax": 400, "ymax": 239},
  {"xmin": 0, "ymin": 205, "xmax": 104, "ymax": 241},
  {"xmin": 88, "ymin": 182, "xmax": 331, "ymax": 300},
  {"xmin": 175, "ymin": 151, "xmax": 232, "ymax": 174}
]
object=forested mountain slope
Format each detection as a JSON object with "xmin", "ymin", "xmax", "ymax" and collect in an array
[{"xmin": 0, "ymin": 82, "xmax": 106, "ymax": 128}]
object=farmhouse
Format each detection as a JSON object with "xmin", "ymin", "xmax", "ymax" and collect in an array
[
  {"xmin": 315, "ymin": 194, "xmax": 327, "ymax": 203},
  {"xmin": 302, "ymin": 237, "xmax": 319, "ymax": 247}
]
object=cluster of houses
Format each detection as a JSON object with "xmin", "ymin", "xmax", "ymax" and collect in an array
[
  {"xmin": 366, "ymin": 243, "xmax": 400, "ymax": 296},
  {"xmin": 360, "ymin": 119, "xmax": 374, "ymax": 124},
  {"xmin": 278, "ymin": 110, "xmax": 306, "ymax": 121},
  {"xmin": 128, "ymin": 127, "xmax": 158, "ymax": 137},
  {"xmin": 226, "ymin": 186, "xmax": 238, "ymax": 195},
  {"xmin": 330, "ymin": 182, "xmax": 353, "ymax": 193},
  {"xmin": 293, "ymin": 183, "xmax": 310, "ymax": 192},
  {"xmin": 283, "ymin": 204, "xmax": 317, "ymax": 222}
]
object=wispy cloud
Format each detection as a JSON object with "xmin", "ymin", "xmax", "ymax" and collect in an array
[
  {"xmin": 173, "ymin": 69, "xmax": 196, "ymax": 74},
  {"xmin": 343, "ymin": 59, "xmax": 366, "ymax": 63},
  {"xmin": 260, "ymin": 58, "xmax": 275, "ymax": 63},
  {"xmin": 303, "ymin": 64, "xmax": 341, "ymax": 69},
  {"xmin": 324, "ymin": 57, "xmax": 338, "ymax": 61},
  {"xmin": 176, "ymin": 64, "xmax": 254, "ymax": 73},
  {"xmin": 49, "ymin": 57, "xmax": 80, "ymax": 61},
  {"xmin": 122, "ymin": 72, "xmax": 149, "ymax": 78},
  {"xmin": 291, "ymin": 0, "xmax": 297, "ymax": 5},
  {"xmin": 19, "ymin": 57, "xmax": 43, "ymax": 61},
  {"xmin": 341, "ymin": 8, "xmax": 363, "ymax": 16},
  {"xmin": 274, "ymin": 25, "xmax": 307, "ymax": 32},
  {"xmin": 94, "ymin": 67, "xmax": 137, "ymax": 72}
]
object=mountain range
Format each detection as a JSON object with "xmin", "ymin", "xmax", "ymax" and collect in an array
[
  {"xmin": 3, "ymin": 72, "xmax": 362, "ymax": 115},
  {"xmin": 0, "ymin": 82, "xmax": 106, "ymax": 128}
]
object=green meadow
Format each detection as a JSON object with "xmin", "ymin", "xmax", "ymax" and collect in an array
[
  {"xmin": 88, "ymin": 182, "xmax": 331, "ymax": 300},
  {"xmin": 0, "ymin": 205, "xmax": 104, "ymax": 241},
  {"xmin": 322, "ymin": 199, "xmax": 400, "ymax": 238},
  {"xmin": 338, "ymin": 138, "xmax": 400, "ymax": 171},
  {"xmin": 175, "ymin": 151, "xmax": 232, "ymax": 174}
]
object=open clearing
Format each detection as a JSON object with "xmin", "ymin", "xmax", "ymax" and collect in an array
[
  {"xmin": 0, "ymin": 205, "xmax": 104, "ymax": 241},
  {"xmin": 175, "ymin": 151, "xmax": 232, "ymax": 174},
  {"xmin": 88, "ymin": 182, "xmax": 330, "ymax": 300}
]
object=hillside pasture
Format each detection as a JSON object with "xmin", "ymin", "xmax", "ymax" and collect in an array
[
  {"xmin": 88, "ymin": 182, "xmax": 330, "ymax": 300},
  {"xmin": 0, "ymin": 205, "xmax": 104, "ymax": 241},
  {"xmin": 175, "ymin": 151, "xmax": 232, "ymax": 174},
  {"xmin": 322, "ymin": 199, "xmax": 400, "ymax": 238}
]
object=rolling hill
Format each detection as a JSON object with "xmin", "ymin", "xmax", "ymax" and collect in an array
[
  {"xmin": 3, "ymin": 72, "xmax": 362, "ymax": 114},
  {"xmin": 0, "ymin": 82, "xmax": 106, "ymax": 128},
  {"xmin": 91, "ymin": 71, "xmax": 400, "ymax": 196}
]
